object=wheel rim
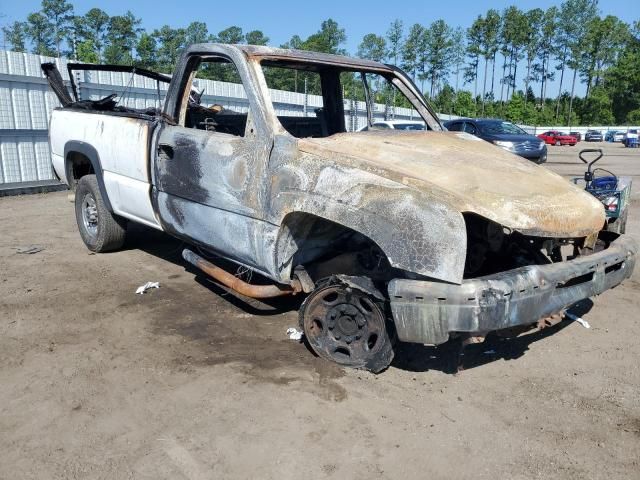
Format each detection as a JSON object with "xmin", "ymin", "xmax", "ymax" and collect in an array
[
  {"xmin": 555, "ymin": 140, "xmax": 561, "ymax": 146},
  {"xmin": 81, "ymin": 193, "xmax": 98, "ymax": 238},
  {"xmin": 301, "ymin": 284, "xmax": 387, "ymax": 367}
]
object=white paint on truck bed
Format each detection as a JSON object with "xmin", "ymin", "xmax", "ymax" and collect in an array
[
  {"xmin": 103, "ymin": 171, "xmax": 161, "ymax": 229},
  {"xmin": 49, "ymin": 109, "xmax": 161, "ymax": 229}
]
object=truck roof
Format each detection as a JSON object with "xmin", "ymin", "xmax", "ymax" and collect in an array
[{"xmin": 186, "ymin": 43, "xmax": 395, "ymax": 72}]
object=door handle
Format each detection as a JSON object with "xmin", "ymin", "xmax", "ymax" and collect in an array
[{"xmin": 158, "ymin": 143, "xmax": 174, "ymax": 159}]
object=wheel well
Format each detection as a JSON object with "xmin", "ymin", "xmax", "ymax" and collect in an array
[
  {"xmin": 277, "ymin": 212, "xmax": 392, "ymax": 282},
  {"xmin": 66, "ymin": 151, "xmax": 94, "ymax": 190}
]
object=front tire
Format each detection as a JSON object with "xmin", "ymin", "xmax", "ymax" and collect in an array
[
  {"xmin": 299, "ymin": 281, "xmax": 394, "ymax": 373},
  {"xmin": 75, "ymin": 175, "xmax": 127, "ymax": 252}
]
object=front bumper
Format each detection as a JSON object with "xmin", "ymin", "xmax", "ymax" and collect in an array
[
  {"xmin": 388, "ymin": 233, "xmax": 637, "ymax": 345},
  {"xmin": 517, "ymin": 148, "xmax": 547, "ymax": 163}
]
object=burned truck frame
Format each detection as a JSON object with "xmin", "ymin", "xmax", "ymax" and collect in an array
[{"xmin": 44, "ymin": 44, "xmax": 637, "ymax": 372}]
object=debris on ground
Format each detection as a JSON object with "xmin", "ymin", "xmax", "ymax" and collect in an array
[
  {"xmin": 565, "ymin": 312, "xmax": 591, "ymax": 329},
  {"xmin": 135, "ymin": 282, "xmax": 160, "ymax": 294},
  {"xmin": 286, "ymin": 327, "xmax": 304, "ymax": 341},
  {"xmin": 14, "ymin": 245, "xmax": 44, "ymax": 254}
]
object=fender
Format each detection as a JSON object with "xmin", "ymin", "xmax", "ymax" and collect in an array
[
  {"xmin": 272, "ymin": 185, "xmax": 468, "ymax": 285},
  {"xmin": 64, "ymin": 141, "xmax": 114, "ymax": 212}
]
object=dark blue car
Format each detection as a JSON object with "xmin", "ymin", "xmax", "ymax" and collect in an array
[{"xmin": 443, "ymin": 118, "xmax": 548, "ymax": 164}]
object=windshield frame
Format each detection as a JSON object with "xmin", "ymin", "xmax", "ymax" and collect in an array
[{"xmin": 253, "ymin": 57, "xmax": 443, "ymax": 136}]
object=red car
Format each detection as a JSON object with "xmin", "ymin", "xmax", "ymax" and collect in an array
[{"xmin": 537, "ymin": 130, "xmax": 578, "ymax": 146}]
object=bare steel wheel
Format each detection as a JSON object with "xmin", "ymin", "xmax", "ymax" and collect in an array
[
  {"xmin": 74, "ymin": 175, "xmax": 127, "ymax": 252},
  {"xmin": 299, "ymin": 283, "xmax": 394, "ymax": 373},
  {"xmin": 81, "ymin": 193, "xmax": 99, "ymax": 238}
]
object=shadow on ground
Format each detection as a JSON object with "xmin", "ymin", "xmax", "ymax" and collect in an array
[
  {"xmin": 123, "ymin": 222, "xmax": 302, "ymax": 315},
  {"xmin": 123, "ymin": 223, "xmax": 598, "ymax": 375},
  {"xmin": 391, "ymin": 299, "xmax": 594, "ymax": 374}
]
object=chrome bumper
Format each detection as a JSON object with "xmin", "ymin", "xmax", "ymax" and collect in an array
[{"xmin": 388, "ymin": 234, "xmax": 637, "ymax": 345}]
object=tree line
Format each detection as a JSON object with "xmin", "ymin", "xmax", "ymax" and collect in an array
[{"xmin": 2, "ymin": 0, "xmax": 639, "ymax": 126}]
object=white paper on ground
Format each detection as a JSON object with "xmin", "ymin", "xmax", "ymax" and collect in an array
[
  {"xmin": 565, "ymin": 311, "xmax": 590, "ymax": 329},
  {"xmin": 136, "ymin": 282, "xmax": 160, "ymax": 294},
  {"xmin": 286, "ymin": 327, "xmax": 304, "ymax": 340}
]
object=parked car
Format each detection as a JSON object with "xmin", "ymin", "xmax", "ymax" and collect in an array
[
  {"xmin": 537, "ymin": 130, "xmax": 578, "ymax": 146},
  {"xmin": 443, "ymin": 118, "xmax": 547, "ymax": 163},
  {"xmin": 605, "ymin": 130, "xmax": 625, "ymax": 142},
  {"xmin": 623, "ymin": 129, "xmax": 638, "ymax": 147},
  {"xmin": 584, "ymin": 130, "xmax": 603, "ymax": 142},
  {"xmin": 359, "ymin": 120, "xmax": 426, "ymax": 131},
  {"xmin": 42, "ymin": 44, "xmax": 637, "ymax": 373},
  {"xmin": 569, "ymin": 131, "xmax": 582, "ymax": 141}
]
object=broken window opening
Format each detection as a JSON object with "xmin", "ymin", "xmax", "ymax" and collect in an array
[
  {"xmin": 179, "ymin": 57, "xmax": 249, "ymax": 137},
  {"xmin": 340, "ymin": 71, "xmax": 423, "ymax": 131},
  {"xmin": 261, "ymin": 61, "xmax": 428, "ymax": 138},
  {"xmin": 262, "ymin": 65, "xmax": 331, "ymax": 138}
]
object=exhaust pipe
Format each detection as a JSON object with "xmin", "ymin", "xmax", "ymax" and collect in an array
[{"xmin": 182, "ymin": 249, "xmax": 302, "ymax": 299}]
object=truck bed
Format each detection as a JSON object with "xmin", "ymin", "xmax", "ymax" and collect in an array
[{"xmin": 49, "ymin": 108, "xmax": 161, "ymax": 229}]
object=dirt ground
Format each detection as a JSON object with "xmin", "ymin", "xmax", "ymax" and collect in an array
[{"xmin": 1, "ymin": 142, "xmax": 639, "ymax": 480}]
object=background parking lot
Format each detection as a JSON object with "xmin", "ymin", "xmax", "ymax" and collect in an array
[{"xmin": 1, "ymin": 142, "xmax": 639, "ymax": 479}]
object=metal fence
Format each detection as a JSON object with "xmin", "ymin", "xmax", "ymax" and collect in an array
[
  {"xmin": 0, "ymin": 51, "xmax": 71, "ymax": 184},
  {"xmin": 2, "ymin": 49, "xmax": 636, "ymax": 186}
]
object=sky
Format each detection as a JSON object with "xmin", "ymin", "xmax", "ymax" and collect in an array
[{"xmin": 1, "ymin": 0, "xmax": 637, "ymax": 97}]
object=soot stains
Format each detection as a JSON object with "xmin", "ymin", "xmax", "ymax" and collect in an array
[
  {"xmin": 157, "ymin": 130, "xmax": 209, "ymax": 205},
  {"xmin": 150, "ymin": 287, "xmax": 347, "ymax": 401}
]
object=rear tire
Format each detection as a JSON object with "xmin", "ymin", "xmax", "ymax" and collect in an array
[{"xmin": 75, "ymin": 175, "xmax": 127, "ymax": 252}]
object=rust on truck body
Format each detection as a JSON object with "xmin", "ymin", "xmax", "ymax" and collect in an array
[{"xmin": 296, "ymin": 130, "xmax": 605, "ymax": 237}]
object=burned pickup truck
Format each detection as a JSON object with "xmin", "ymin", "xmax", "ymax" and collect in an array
[{"xmin": 44, "ymin": 44, "xmax": 636, "ymax": 372}]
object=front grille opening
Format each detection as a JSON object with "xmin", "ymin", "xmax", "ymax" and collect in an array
[
  {"xmin": 461, "ymin": 213, "xmax": 584, "ymax": 279},
  {"xmin": 605, "ymin": 262, "xmax": 624, "ymax": 274},
  {"xmin": 557, "ymin": 272, "xmax": 594, "ymax": 289}
]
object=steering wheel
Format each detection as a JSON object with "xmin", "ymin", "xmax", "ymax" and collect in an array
[{"xmin": 199, "ymin": 117, "xmax": 219, "ymax": 131}]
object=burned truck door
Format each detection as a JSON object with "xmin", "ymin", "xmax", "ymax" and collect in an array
[{"xmin": 152, "ymin": 54, "xmax": 273, "ymax": 270}]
